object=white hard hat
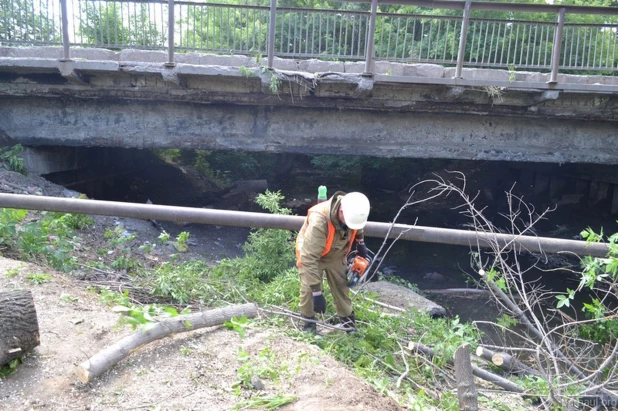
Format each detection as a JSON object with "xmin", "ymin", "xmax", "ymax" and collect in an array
[{"xmin": 340, "ymin": 192, "xmax": 370, "ymax": 230}]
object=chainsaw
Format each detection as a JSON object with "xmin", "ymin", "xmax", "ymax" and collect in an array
[{"xmin": 346, "ymin": 249, "xmax": 375, "ymax": 288}]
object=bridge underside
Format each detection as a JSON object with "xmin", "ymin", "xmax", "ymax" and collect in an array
[
  {"xmin": 1, "ymin": 96, "xmax": 616, "ymax": 164},
  {"xmin": 0, "ymin": 52, "xmax": 617, "ymax": 164}
]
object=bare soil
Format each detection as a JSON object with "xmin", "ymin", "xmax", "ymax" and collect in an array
[{"xmin": 0, "ymin": 169, "xmax": 403, "ymax": 411}]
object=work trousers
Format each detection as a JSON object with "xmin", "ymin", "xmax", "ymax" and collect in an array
[{"xmin": 300, "ymin": 256, "xmax": 352, "ymax": 318}]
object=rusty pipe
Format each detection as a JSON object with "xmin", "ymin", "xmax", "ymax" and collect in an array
[{"xmin": 0, "ymin": 194, "xmax": 608, "ymax": 258}]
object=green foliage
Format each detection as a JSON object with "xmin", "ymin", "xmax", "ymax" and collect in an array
[
  {"xmin": 158, "ymin": 231, "xmax": 170, "ymax": 244},
  {"xmin": 0, "ymin": 358, "xmax": 22, "ymax": 378},
  {"xmin": 233, "ymin": 395, "xmax": 297, "ymax": 410},
  {"xmin": 26, "ymin": 273, "xmax": 51, "ymax": 284},
  {"xmin": 311, "ymin": 155, "xmax": 362, "ymax": 174},
  {"xmin": 0, "ymin": 208, "xmax": 27, "ymax": 246},
  {"xmin": 111, "ymin": 256, "xmax": 142, "ymax": 272},
  {"xmin": 88, "ymin": 286, "xmax": 131, "ymax": 307},
  {"xmin": 555, "ymin": 288, "xmax": 575, "ymax": 309},
  {"xmin": 51, "ymin": 213, "xmax": 94, "ymax": 230},
  {"xmin": 151, "ymin": 260, "xmax": 210, "ymax": 304},
  {"xmin": 5, "ymin": 267, "xmax": 19, "ymax": 278},
  {"xmin": 239, "ymin": 66, "xmax": 254, "ymax": 77},
  {"xmin": 239, "ymin": 191, "xmax": 295, "ymax": 282},
  {"xmin": 0, "ymin": 210, "xmax": 78, "ymax": 271},
  {"xmin": 224, "ymin": 315, "xmax": 251, "ymax": 338},
  {"xmin": 496, "ymin": 313, "xmax": 518, "ymax": 330},
  {"xmin": 78, "ymin": 2, "xmax": 164, "ymax": 47},
  {"xmin": 174, "ymin": 231, "xmax": 190, "ymax": 253},
  {"xmin": 233, "ymin": 346, "xmax": 290, "ymax": 391},
  {"xmin": 112, "ymin": 304, "xmax": 189, "ymax": 330},
  {"xmin": 0, "ymin": 145, "xmax": 27, "ymax": 175},
  {"xmin": 0, "ymin": 0, "xmax": 59, "ymax": 44}
]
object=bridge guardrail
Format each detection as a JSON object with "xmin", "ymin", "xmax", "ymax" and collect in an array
[{"xmin": 1, "ymin": 0, "xmax": 616, "ymax": 78}]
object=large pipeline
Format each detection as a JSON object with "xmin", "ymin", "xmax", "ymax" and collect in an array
[{"xmin": 0, "ymin": 193, "xmax": 608, "ymax": 258}]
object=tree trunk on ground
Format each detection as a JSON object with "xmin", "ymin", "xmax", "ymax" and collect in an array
[
  {"xmin": 75, "ymin": 303, "xmax": 258, "ymax": 384},
  {"xmin": 408, "ymin": 341, "xmax": 525, "ymax": 393},
  {"xmin": 0, "ymin": 290, "xmax": 40, "ymax": 366},
  {"xmin": 455, "ymin": 343, "xmax": 478, "ymax": 411},
  {"xmin": 491, "ymin": 352, "xmax": 542, "ymax": 376}
]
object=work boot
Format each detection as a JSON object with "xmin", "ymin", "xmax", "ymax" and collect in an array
[
  {"xmin": 339, "ymin": 311, "xmax": 357, "ymax": 333},
  {"xmin": 302, "ymin": 315, "xmax": 316, "ymax": 334}
]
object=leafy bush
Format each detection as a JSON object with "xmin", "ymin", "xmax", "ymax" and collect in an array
[
  {"xmin": 0, "ymin": 144, "xmax": 27, "ymax": 175},
  {"xmin": 151, "ymin": 260, "xmax": 210, "ymax": 304}
]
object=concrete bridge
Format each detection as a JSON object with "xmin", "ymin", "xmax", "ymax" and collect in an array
[{"xmin": 1, "ymin": 46, "xmax": 618, "ymax": 166}]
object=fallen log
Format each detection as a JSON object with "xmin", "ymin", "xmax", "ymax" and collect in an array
[
  {"xmin": 0, "ymin": 290, "xmax": 40, "ymax": 366},
  {"xmin": 75, "ymin": 303, "xmax": 258, "ymax": 384},
  {"xmin": 476, "ymin": 346, "xmax": 542, "ymax": 377},
  {"xmin": 408, "ymin": 341, "xmax": 525, "ymax": 393}
]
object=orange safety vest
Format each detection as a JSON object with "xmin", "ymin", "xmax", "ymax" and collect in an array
[{"xmin": 296, "ymin": 201, "xmax": 357, "ymax": 267}]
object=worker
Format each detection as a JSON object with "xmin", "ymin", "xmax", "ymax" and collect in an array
[{"xmin": 295, "ymin": 191, "xmax": 370, "ymax": 333}]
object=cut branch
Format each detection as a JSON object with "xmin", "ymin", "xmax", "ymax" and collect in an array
[
  {"xmin": 75, "ymin": 303, "xmax": 258, "ymax": 384},
  {"xmin": 408, "ymin": 341, "xmax": 525, "ymax": 393}
]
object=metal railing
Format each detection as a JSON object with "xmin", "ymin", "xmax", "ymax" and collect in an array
[{"xmin": 1, "ymin": 0, "xmax": 617, "ymax": 77}]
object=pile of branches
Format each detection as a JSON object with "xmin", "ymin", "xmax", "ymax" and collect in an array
[{"xmin": 407, "ymin": 172, "xmax": 618, "ymax": 410}]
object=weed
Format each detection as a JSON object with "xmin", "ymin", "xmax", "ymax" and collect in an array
[
  {"xmin": 88, "ymin": 286, "xmax": 131, "ymax": 307},
  {"xmin": 59, "ymin": 293, "xmax": 79, "ymax": 304},
  {"xmin": 224, "ymin": 315, "xmax": 251, "ymax": 338},
  {"xmin": 508, "ymin": 64, "xmax": 517, "ymax": 82},
  {"xmin": 5, "ymin": 267, "xmax": 19, "ymax": 278},
  {"xmin": 0, "ymin": 144, "xmax": 27, "ymax": 175},
  {"xmin": 174, "ymin": 231, "xmax": 190, "ymax": 253},
  {"xmin": 180, "ymin": 346, "xmax": 192, "ymax": 356},
  {"xmin": 138, "ymin": 241, "xmax": 154, "ymax": 254},
  {"xmin": 51, "ymin": 213, "xmax": 94, "ymax": 230},
  {"xmin": 158, "ymin": 231, "xmax": 170, "ymax": 244},
  {"xmin": 484, "ymin": 86, "xmax": 504, "ymax": 102},
  {"xmin": 0, "ymin": 358, "xmax": 22, "ymax": 377},
  {"xmin": 239, "ymin": 66, "xmax": 253, "ymax": 77},
  {"xmin": 26, "ymin": 273, "xmax": 51, "ymax": 284},
  {"xmin": 233, "ymin": 394, "xmax": 297, "ymax": 410},
  {"xmin": 111, "ymin": 256, "xmax": 142, "ymax": 272},
  {"xmin": 269, "ymin": 74, "xmax": 282, "ymax": 94}
]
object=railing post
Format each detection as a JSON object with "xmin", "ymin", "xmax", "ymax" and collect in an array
[
  {"xmin": 454, "ymin": 1, "xmax": 471, "ymax": 79},
  {"xmin": 59, "ymin": 0, "xmax": 71, "ymax": 61},
  {"xmin": 267, "ymin": 0, "xmax": 277, "ymax": 69},
  {"xmin": 166, "ymin": 0, "xmax": 175, "ymax": 67},
  {"xmin": 549, "ymin": 8, "xmax": 566, "ymax": 84},
  {"xmin": 363, "ymin": 0, "xmax": 379, "ymax": 76}
]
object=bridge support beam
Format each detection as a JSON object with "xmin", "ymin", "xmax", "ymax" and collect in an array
[{"xmin": 1, "ymin": 96, "xmax": 617, "ymax": 165}]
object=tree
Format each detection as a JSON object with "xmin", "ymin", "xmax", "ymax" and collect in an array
[
  {"xmin": 79, "ymin": 2, "xmax": 164, "ymax": 48},
  {"xmin": 0, "ymin": 0, "xmax": 60, "ymax": 44}
]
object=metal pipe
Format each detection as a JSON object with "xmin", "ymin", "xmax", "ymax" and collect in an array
[
  {"xmin": 60, "ymin": 0, "xmax": 71, "ymax": 61},
  {"xmin": 267, "ymin": 0, "xmax": 277, "ymax": 69},
  {"xmin": 166, "ymin": 0, "xmax": 175, "ymax": 67},
  {"xmin": 454, "ymin": 1, "xmax": 471, "ymax": 79},
  {"xmin": 0, "ymin": 194, "xmax": 608, "ymax": 258},
  {"xmin": 549, "ymin": 8, "xmax": 566, "ymax": 83},
  {"xmin": 363, "ymin": 0, "xmax": 378, "ymax": 75}
]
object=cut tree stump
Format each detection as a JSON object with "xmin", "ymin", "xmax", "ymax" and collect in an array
[
  {"xmin": 75, "ymin": 303, "xmax": 258, "ymax": 384},
  {"xmin": 0, "ymin": 290, "xmax": 40, "ymax": 366},
  {"xmin": 455, "ymin": 343, "xmax": 478, "ymax": 411}
]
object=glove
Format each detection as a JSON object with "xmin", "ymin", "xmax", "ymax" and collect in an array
[
  {"xmin": 313, "ymin": 292, "xmax": 326, "ymax": 314},
  {"xmin": 356, "ymin": 240, "xmax": 368, "ymax": 258}
]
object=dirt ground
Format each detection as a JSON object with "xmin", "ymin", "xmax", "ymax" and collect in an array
[
  {"xmin": 0, "ymin": 169, "xmax": 403, "ymax": 411},
  {"xmin": 0, "ymin": 257, "xmax": 404, "ymax": 410}
]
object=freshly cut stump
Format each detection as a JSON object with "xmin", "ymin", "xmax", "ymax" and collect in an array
[{"xmin": 0, "ymin": 290, "xmax": 40, "ymax": 366}]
